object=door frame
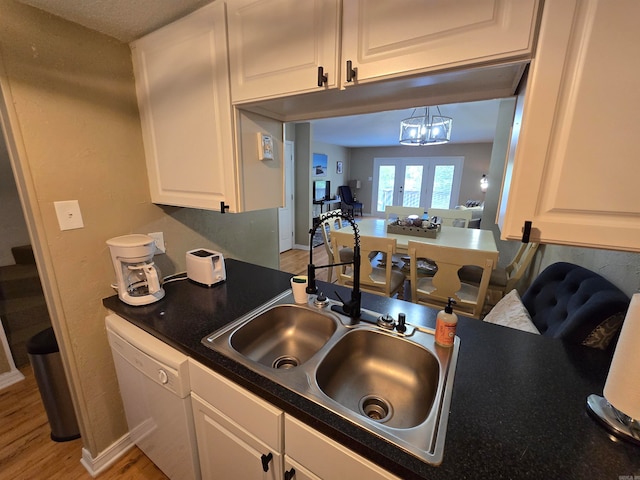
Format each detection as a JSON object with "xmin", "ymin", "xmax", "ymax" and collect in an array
[{"xmin": 278, "ymin": 141, "xmax": 295, "ymax": 252}]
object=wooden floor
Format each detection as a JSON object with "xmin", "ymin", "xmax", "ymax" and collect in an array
[
  {"xmin": 0, "ymin": 366, "xmax": 168, "ymax": 480},
  {"xmin": 0, "ymin": 248, "xmax": 324, "ymax": 480},
  {"xmin": 279, "ymin": 244, "xmax": 333, "ymax": 282}
]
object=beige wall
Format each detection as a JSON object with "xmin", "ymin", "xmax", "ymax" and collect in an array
[
  {"xmin": 0, "ymin": 0, "xmax": 278, "ymax": 461},
  {"xmin": 349, "ymin": 143, "xmax": 492, "ymax": 215}
]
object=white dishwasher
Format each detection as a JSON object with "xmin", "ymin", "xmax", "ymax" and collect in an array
[{"xmin": 105, "ymin": 314, "xmax": 201, "ymax": 480}]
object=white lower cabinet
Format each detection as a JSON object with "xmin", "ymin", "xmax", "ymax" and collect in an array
[
  {"xmin": 191, "ymin": 393, "xmax": 283, "ymax": 479},
  {"xmin": 189, "ymin": 360, "xmax": 284, "ymax": 479},
  {"xmin": 189, "ymin": 359, "xmax": 399, "ymax": 480}
]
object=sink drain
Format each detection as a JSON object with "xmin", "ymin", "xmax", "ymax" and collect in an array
[
  {"xmin": 272, "ymin": 355, "xmax": 300, "ymax": 369},
  {"xmin": 359, "ymin": 395, "xmax": 393, "ymax": 423}
]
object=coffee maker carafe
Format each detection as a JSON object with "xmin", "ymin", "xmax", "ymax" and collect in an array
[{"xmin": 107, "ymin": 234, "xmax": 165, "ymax": 306}]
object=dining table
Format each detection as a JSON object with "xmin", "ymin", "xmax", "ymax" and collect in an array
[{"xmin": 349, "ymin": 217, "xmax": 499, "ymax": 264}]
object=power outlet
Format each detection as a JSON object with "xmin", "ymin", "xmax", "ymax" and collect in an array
[{"xmin": 148, "ymin": 232, "xmax": 166, "ymax": 254}]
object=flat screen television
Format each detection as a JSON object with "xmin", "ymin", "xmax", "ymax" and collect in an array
[{"xmin": 313, "ymin": 180, "xmax": 330, "ymax": 202}]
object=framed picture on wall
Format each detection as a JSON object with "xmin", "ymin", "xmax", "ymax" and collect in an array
[
  {"xmin": 313, "ymin": 153, "xmax": 327, "ymax": 176},
  {"xmin": 336, "ymin": 161, "xmax": 343, "ymax": 174}
]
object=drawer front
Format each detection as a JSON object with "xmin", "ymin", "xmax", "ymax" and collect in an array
[
  {"xmin": 285, "ymin": 416, "xmax": 399, "ymax": 480},
  {"xmin": 188, "ymin": 359, "xmax": 283, "ymax": 451}
]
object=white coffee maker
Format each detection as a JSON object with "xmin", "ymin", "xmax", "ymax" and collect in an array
[{"xmin": 106, "ymin": 234, "xmax": 165, "ymax": 306}]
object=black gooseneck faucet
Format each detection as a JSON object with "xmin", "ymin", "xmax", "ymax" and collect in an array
[{"xmin": 306, "ymin": 211, "xmax": 361, "ymax": 318}]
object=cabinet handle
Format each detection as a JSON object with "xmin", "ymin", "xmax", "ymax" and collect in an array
[
  {"xmin": 284, "ymin": 467, "xmax": 296, "ymax": 480},
  {"xmin": 261, "ymin": 452, "xmax": 273, "ymax": 472},
  {"xmin": 346, "ymin": 60, "xmax": 356, "ymax": 82},
  {"xmin": 317, "ymin": 66, "xmax": 328, "ymax": 87},
  {"xmin": 220, "ymin": 201, "xmax": 229, "ymax": 214},
  {"xmin": 521, "ymin": 220, "xmax": 532, "ymax": 243}
]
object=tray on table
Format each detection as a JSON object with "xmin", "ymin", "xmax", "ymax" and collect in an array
[{"xmin": 386, "ymin": 223, "xmax": 441, "ymax": 238}]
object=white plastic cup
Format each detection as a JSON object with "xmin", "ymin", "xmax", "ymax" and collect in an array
[{"xmin": 291, "ymin": 275, "xmax": 309, "ymax": 304}]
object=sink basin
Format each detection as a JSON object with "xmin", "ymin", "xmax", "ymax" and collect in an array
[
  {"xmin": 315, "ymin": 329, "xmax": 439, "ymax": 429},
  {"xmin": 229, "ymin": 304, "xmax": 337, "ymax": 368},
  {"xmin": 202, "ymin": 290, "xmax": 459, "ymax": 466}
]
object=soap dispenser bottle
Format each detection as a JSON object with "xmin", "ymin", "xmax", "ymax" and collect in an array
[{"xmin": 435, "ymin": 298, "xmax": 457, "ymax": 347}]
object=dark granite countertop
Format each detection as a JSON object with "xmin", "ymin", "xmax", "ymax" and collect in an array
[{"xmin": 103, "ymin": 259, "xmax": 640, "ymax": 480}]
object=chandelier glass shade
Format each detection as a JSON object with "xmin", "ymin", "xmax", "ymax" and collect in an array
[{"xmin": 399, "ymin": 106, "xmax": 452, "ymax": 146}]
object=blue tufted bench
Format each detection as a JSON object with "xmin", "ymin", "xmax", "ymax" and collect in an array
[{"xmin": 521, "ymin": 262, "xmax": 630, "ymax": 349}]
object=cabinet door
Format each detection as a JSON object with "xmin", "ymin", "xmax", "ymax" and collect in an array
[
  {"xmin": 227, "ymin": 0, "xmax": 340, "ymax": 103},
  {"xmin": 342, "ymin": 0, "xmax": 540, "ymax": 87},
  {"xmin": 501, "ymin": 0, "xmax": 640, "ymax": 252},
  {"xmin": 131, "ymin": 2, "xmax": 237, "ymax": 211},
  {"xmin": 192, "ymin": 394, "xmax": 283, "ymax": 480}
]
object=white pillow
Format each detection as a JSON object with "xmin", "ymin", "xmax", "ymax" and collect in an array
[{"xmin": 483, "ymin": 290, "xmax": 540, "ymax": 334}]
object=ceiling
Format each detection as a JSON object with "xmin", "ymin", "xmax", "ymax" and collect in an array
[
  {"xmin": 19, "ymin": 0, "xmax": 210, "ymax": 43},
  {"xmin": 308, "ymin": 100, "xmax": 501, "ymax": 148},
  {"xmin": 18, "ymin": 0, "xmax": 503, "ymax": 148}
]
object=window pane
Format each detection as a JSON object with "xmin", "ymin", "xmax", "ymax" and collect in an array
[
  {"xmin": 377, "ymin": 165, "xmax": 395, "ymax": 211},
  {"xmin": 431, "ymin": 165, "xmax": 454, "ymax": 208},
  {"xmin": 403, "ymin": 165, "xmax": 423, "ymax": 207}
]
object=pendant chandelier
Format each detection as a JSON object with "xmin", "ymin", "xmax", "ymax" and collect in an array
[{"xmin": 399, "ymin": 106, "xmax": 452, "ymax": 146}]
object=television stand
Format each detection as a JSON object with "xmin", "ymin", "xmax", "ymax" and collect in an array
[{"xmin": 313, "ymin": 198, "xmax": 342, "ymax": 215}]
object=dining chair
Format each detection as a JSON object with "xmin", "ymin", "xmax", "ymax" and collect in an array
[
  {"xmin": 338, "ymin": 185, "xmax": 363, "ymax": 217},
  {"xmin": 458, "ymin": 241, "xmax": 539, "ymax": 307},
  {"xmin": 384, "ymin": 205, "xmax": 424, "ymax": 222},
  {"xmin": 331, "ymin": 230, "xmax": 405, "ymax": 299},
  {"xmin": 427, "ymin": 208, "xmax": 472, "ymax": 228},
  {"xmin": 407, "ymin": 241, "xmax": 494, "ymax": 319},
  {"xmin": 318, "ymin": 209, "xmax": 354, "ymax": 282}
]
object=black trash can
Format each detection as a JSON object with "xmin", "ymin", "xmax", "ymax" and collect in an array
[{"xmin": 27, "ymin": 327, "xmax": 81, "ymax": 442}]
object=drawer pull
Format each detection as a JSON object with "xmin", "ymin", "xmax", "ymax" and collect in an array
[
  {"xmin": 346, "ymin": 60, "xmax": 357, "ymax": 82},
  {"xmin": 317, "ymin": 66, "xmax": 328, "ymax": 87},
  {"xmin": 261, "ymin": 452, "xmax": 273, "ymax": 472},
  {"xmin": 284, "ymin": 467, "xmax": 296, "ymax": 479}
]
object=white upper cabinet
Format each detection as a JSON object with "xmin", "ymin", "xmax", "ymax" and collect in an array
[
  {"xmin": 341, "ymin": 0, "xmax": 540, "ymax": 88},
  {"xmin": 501, "ymin": 0, "xmax": 640, "ymax": 252},
  {"xmin": 227, "ymin": 0, "xmax": 340, "ymax": 103},
  {"xmin": 132, "ymin": 2, "xmax": 283, "ymax": 212},
  {"xmin": 132, "ymin": 2, "xmax": 235, "ymax": 211},
  {"xmin": 227, "ymin": 0, "xmax": 540, "ymax": 104}
]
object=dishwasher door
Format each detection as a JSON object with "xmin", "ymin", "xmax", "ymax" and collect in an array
[{"xmin": 106, "ymin": 314, "xmax": 200, "ymax": 480}]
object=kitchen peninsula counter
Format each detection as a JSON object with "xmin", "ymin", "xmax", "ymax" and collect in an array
[{"xmin": 103, "ymin": 259, "xmax": 639, "ymax": 480}]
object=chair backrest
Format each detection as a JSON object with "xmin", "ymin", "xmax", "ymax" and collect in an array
[
  {"xmin": 338, "ymin": 185, "xmax": 354, "ymax": 205},
  {"xmin": 428, "ymin": 208, "xmax": 472, "ymax": 228},
  {"xmin": 521, "ymin": 262, "xmax": 630, "ymax": 348},
  {"xmin": 384, "ymin": 205, "xmax": 424, "ymax": 222},
  {"xmin": 320, "ymin": 209, "xmax": 346, "ymax": 233},
  {"xmin": 331, "ymin": 230, "xmax": 400, "ymax": 297},
  {"xmin": 408, "ymin": 241, "xmax": 494, "ymax": 319},
  {"xmin": 503, "ymin": 242, "xmax": 539, "ymax": 292}
]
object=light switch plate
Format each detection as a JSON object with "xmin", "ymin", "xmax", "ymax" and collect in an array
[{"xmin": 54, "ymin": 200, "xmax": 84, "ymax": 231}]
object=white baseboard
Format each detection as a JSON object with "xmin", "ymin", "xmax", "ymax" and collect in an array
[
  {"xmin": 0, "ymin": 369, "xmax": 25, "ymax": 390},
  {"xmin": 293, "ymin": 243, "xmax": 311, "ymax": 251},
  {"xmin": 80, "ymin": 433, "xmax": 134, "ymax": 477}
]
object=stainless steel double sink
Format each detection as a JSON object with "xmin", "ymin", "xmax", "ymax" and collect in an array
[{"xmin": 202, "ymin": 290, "xmax": 459, "ymax": 465}]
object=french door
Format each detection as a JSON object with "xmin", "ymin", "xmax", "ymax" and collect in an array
[{"xmin": 372, "ymin": 157, "xmax": 464, "ymax": 216}]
